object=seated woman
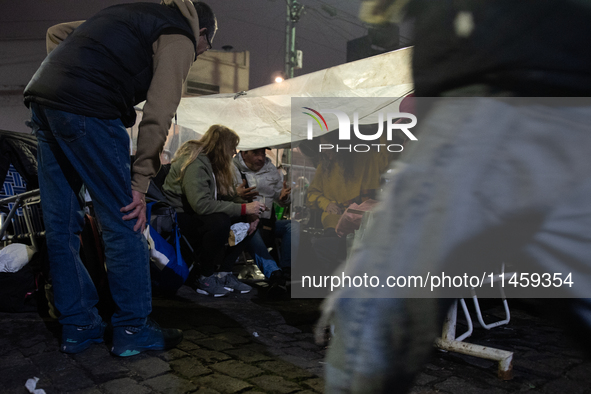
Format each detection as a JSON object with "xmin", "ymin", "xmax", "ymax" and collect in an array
[
  {"xmin": 307, "ymin": 133, "xmax": 388, "ymax": 232},
  {"xmin": 162, "ymin": 125, "xmax": 262, "ymax": 297},
  {"xmin": 305, "ymin": 132, "xmax": 390, "ymax": 272}
]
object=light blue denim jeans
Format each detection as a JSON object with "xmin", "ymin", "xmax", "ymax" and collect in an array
[
  {"xmin": 323, "ymin": 98, "xmax": 591, "ymax": 392},
  {"xmin": 30, "ymin": 103, "xmax": 151, "ymax": 329},
  {"xmin": 276, "ymin": 219, "xmax": 299, "ymax": 268},
  {"xmin": 246, "ymin": 219, "xmax": 300, "ymax": 275},
  {"xmin": 246, "ymin": 229, "xmax": 281, "ymax": 278}
]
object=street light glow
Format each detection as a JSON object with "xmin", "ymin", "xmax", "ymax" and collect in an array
[{"xmin": 275, "ymin": 76, "xmax": 284, "ymax": 83}]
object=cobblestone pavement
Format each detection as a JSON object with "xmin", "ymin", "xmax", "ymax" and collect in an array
[{"xmin": 1, "ymin": 286, "xmax": 590, "ymax": 393}]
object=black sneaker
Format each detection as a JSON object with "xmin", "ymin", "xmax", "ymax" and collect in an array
[
  {"xmin": 269, "ymin": 270, "xmax": 286, "ymax": 286},
  {"xmin": 281, "ymin": 267, "xmax": 292, "ymax": 281},
  {"xmin": 61, "ymin": 321, "xmax": 106, "ymax": 354},
  {"xmin": 111, "ymin": 319, "xmax": 183, "ymax": 357},
  {"xmin": 267, "ymin": 270, "xmax": 287, "ymax": 297}
]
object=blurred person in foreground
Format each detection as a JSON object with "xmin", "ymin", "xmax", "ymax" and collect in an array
[
  {"xmin": 234, "ymin": 148, "xmax": 297, "ymax": 280},
  {"xmin": 163, "ymin": 125, "xmax": 263, "ymax": 297},
  {"xmin": 24, "ymin": 0, "xmax": 216, "ymax": 356},
  {"xmin": 320, "ymin": 0, "xmax": 591, "ymax": 392}
]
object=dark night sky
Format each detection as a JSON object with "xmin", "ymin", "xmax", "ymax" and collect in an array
[{"xmin": 1, "ymin": 0, "xmax": 373, "ymax": 89}]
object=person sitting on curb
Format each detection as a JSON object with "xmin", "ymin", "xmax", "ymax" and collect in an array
[
  {"xmin": 234, "ymin": 148, "xmax": 299, "ymax": 281},
  {"xmin": 162, "ymin": 125, "xmax": 262, "ymax": 297}
]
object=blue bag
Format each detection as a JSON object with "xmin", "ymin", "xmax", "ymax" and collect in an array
[{"xmin": 144, "ymin": 201, "xmax": 189, "ymax": 292}]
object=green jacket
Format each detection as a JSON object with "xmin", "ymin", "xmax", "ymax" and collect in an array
[{"xmin": 163, "ymin": 154, "xmax": 243, "ymax": 217}]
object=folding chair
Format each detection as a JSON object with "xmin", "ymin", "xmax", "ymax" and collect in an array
[
  {"xmin": 0, "ymin": 189, "xmax": 44, "ymax": 250},
  {"xmin": 434, "ymin": 266, "xmax": 514, "ymax": 380}
]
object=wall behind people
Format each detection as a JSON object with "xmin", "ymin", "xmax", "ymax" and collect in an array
[{"xmin": 0, "ymin": 40, "xmax": 46, "ymax": 133}]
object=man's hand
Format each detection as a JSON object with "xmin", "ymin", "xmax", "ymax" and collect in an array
[
  {"xmin": 325, "ymin": 202, "xmax": 342, "ymax": 215},
  {"xmin": 248, "ymin": 218, "xmax": 260, "ymax": 235},
  {"xmin": 279, "ymin": 180, "xmax": 291, "ymax": 201},
  {"xmin": 121, "ymin": 190, "xmax": 147, "ymax": 232},
  {"xmin": 236, "ymin": 179, "xmax": 259, "ymax": 201}
]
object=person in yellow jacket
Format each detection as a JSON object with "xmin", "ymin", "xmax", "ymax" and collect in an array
[{"xmin": 306, "ymin": 133, "xmax": 390, "ymax": 231}]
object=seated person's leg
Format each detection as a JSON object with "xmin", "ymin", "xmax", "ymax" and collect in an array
[
  {"xmin": 244, "ymin": 229, "xmax": 282, "ymax": 278},
  {"xmin": 177, "ymin": 212, "xmax": 230, "ymax": 297},
  {"xmin": 310, "ymin": 231, "xmax": 347, "ymax": 274},
  {"xmin": 275, "ymin": 219, "xmax": 299, "ymax": 268},
  {"xmin": 217, "ymin": 235, "xmax": 253, "ymax": 294}
]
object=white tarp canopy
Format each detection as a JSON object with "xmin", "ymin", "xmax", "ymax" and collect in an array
[{"xmin": 136, "ymin": 46, "xmax": 414, "ymax": 151}]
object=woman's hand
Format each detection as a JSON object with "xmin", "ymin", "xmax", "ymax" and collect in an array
[
  {"xmin": 245, "ymin": 201, "xmax": 263, "ymax": 215},
  {"xmin": 325, "ymin": 202, "xmax": 342, "ymax": 215}
]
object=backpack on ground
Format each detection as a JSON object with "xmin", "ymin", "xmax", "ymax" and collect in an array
[{"xmin": 144, "ymin": 201, "xmax": 189, "ymax": 293}]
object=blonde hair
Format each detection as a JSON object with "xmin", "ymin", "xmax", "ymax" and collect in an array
[{"xmin": 172, "ymin": 124, "xmax": 240, "ymax": 196}]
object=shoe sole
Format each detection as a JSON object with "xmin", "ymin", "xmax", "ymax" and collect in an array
[
  {"xmin": 111, "ymin": 333, "xmax": 184, "ymax": 357},
  {"xmin": 224, "ymin": 286, "xmax": 251, "ymax": 294},
  {"xmin": 111, "ymin": 343, "xmax": 167, "ymax": 357},
  {"xmin": 196, "ymin": 288, "xmax": 227, "ymax": 297}
]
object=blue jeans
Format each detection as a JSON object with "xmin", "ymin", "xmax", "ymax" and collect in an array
[
  {"xmin": 275, "ymin": 219, "xmax": 299, "ymax": 268},
  {"xmin": 323, "ymin": 98, "xmax": 591, "ymax": 392},
  {"xmin": 246, "ymin": 229, "xmax": 281, "ymax": 278},
  {"xmin": 30, "ymin": 103, "xmax": 151, "ymax": 328}
]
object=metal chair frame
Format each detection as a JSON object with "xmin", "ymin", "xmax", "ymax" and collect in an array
[
  {"xmin": 434, "ymin": 265, "xmax": 514, "ymax": 380},
  {"xmin": 0, "ymin": 189, "xmax": 45, "ymax": 250}
]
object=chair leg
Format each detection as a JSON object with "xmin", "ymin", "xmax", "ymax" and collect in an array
[{"xmin": 435, "ymin": 299, "xmax": 514, "ymax": 380}]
